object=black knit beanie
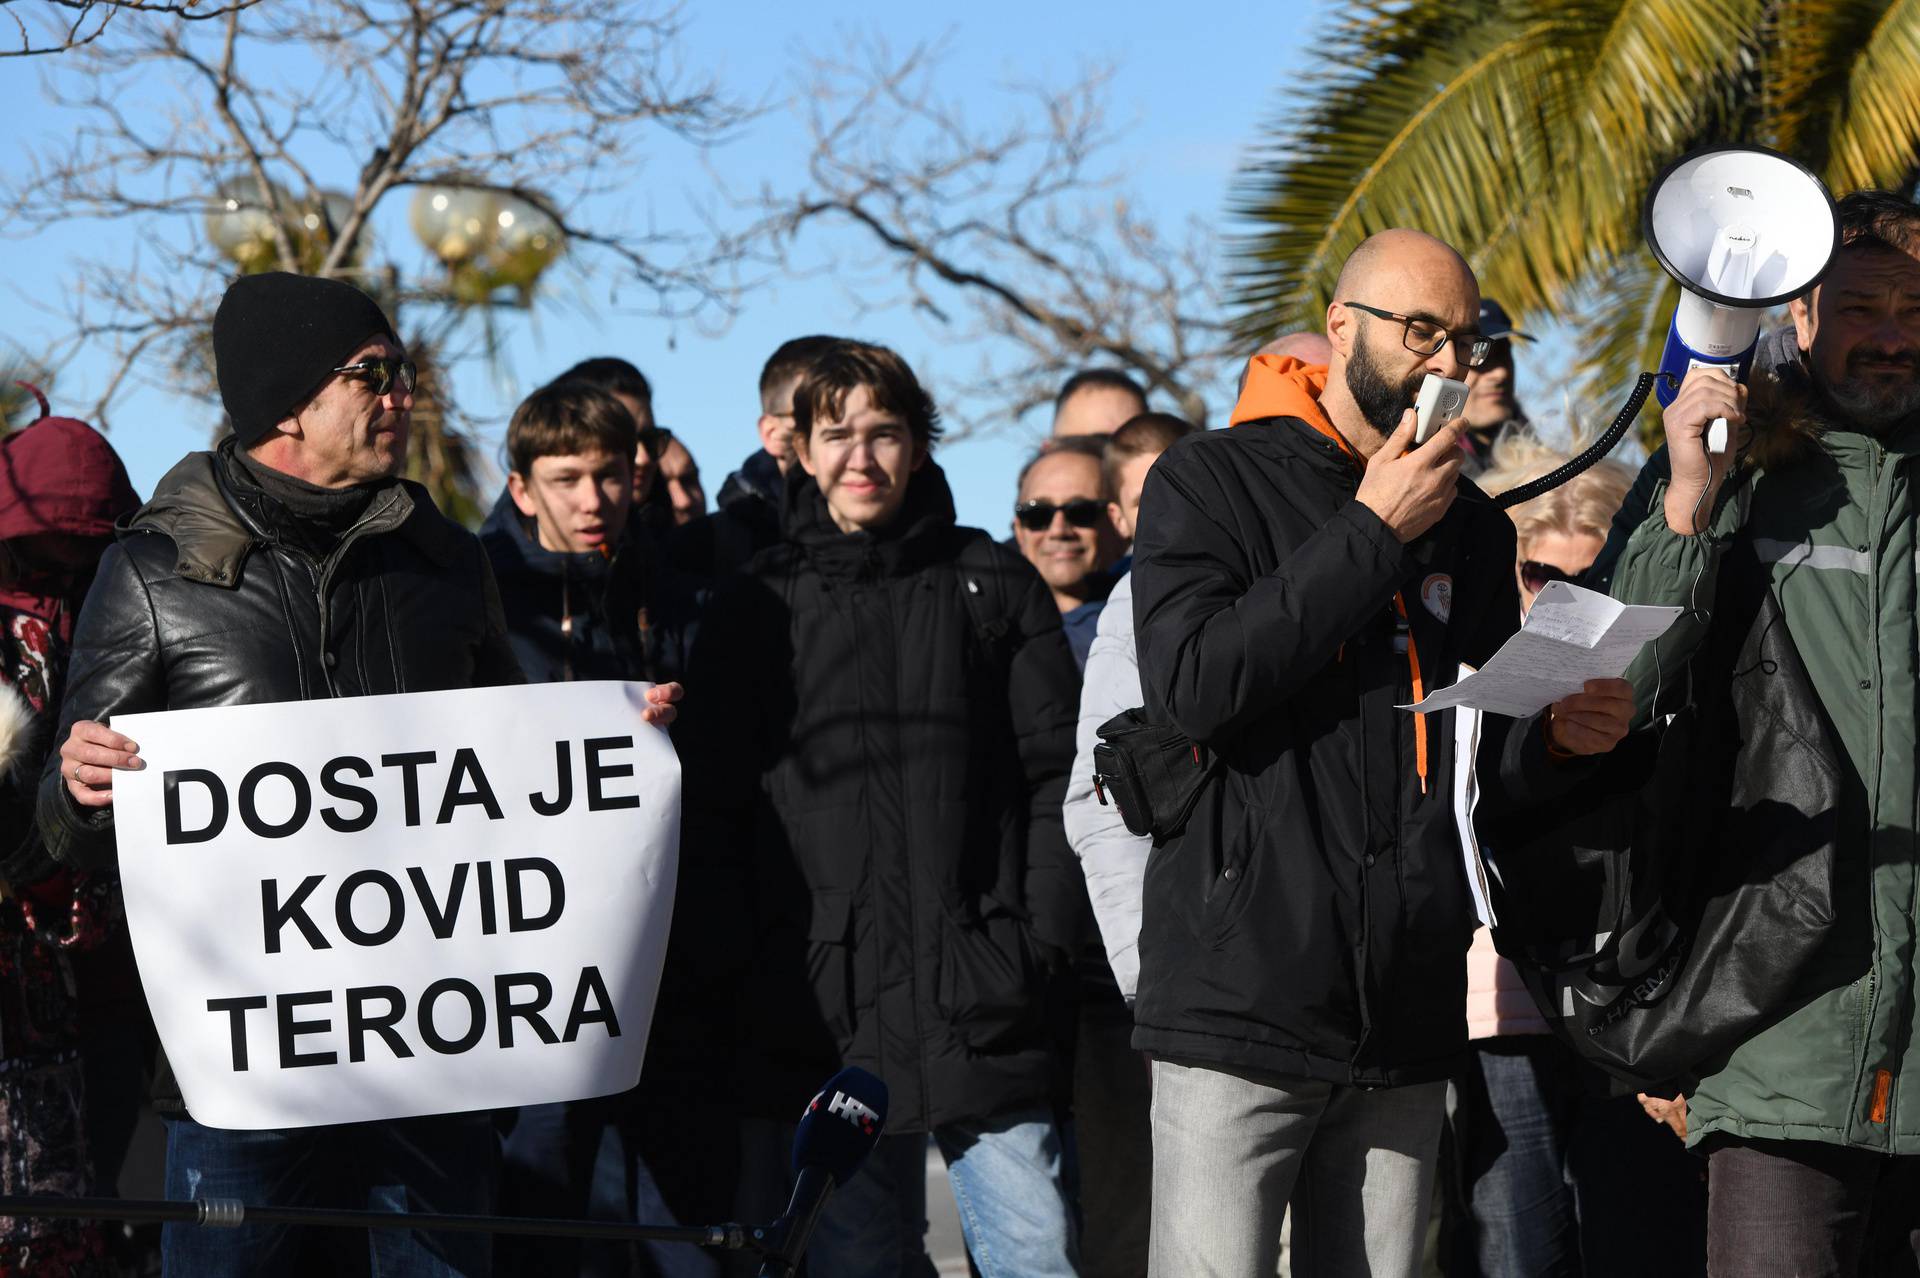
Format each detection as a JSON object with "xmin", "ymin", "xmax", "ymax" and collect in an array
[{"xmin": 213, "ymin": 272, "xmax": 398, "ymax": 447}]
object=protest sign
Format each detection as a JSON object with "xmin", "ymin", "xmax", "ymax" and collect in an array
[{"xmin": 110, "ymin": 680, "xmax": 678, "ymax": 1131}]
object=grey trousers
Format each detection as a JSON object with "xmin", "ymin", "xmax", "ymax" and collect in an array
[{"xmin": 1148, "ymin": 1058, "xmax": 1445, "ymax": 1278}]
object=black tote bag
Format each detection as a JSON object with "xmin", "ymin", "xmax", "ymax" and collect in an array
[{"xmin": 1479, "ymin": 563, "xmax": 1855, "ymax": 1093}]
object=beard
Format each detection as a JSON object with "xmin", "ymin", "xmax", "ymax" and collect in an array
[
  {"xmin": 1816, "ymin": 346, "xmax": 1920, "ymax": 432},
  {"xmin": 1346, "ymin": 333, "xmax": 1429, "ymax": 436}
]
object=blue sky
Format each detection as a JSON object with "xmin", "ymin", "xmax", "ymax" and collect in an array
[{"xmin": 3, "ymin": 0, "xmax": 1600, "ymax": 533}]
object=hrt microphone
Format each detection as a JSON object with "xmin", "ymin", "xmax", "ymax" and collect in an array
[{"xmin": 755, "ymin": 1066, "xmax": 889, "ymax": 1277}]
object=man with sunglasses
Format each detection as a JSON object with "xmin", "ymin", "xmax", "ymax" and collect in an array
[
  {"xmin": 36, "ymin": 271, "xmax": 679, "ymax": 1278},
  {"xmin": 1131, "ymin": 229, "xmax": 1633, "ymax": 1277},
  {"xmin": 1012, "ymin": 436, "xmax": 1127, "ymax": 668}
]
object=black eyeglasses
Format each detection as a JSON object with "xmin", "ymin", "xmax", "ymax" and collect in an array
[
  {"xmin": 331, "ymin": 358, "xmax": 417, "ymax": 397},
  {"xmin": 1520, "ymin": 560, "xmax": 1580, "ymax": 593},
  {"xmin": 1015, "ymin": 498, "xmax": 1105, "ymax": 532},
  {"xmin": 1342, "ymin": 302, "xmax": 1492, "ymax": 369}
]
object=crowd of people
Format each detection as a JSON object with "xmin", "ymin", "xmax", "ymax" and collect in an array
[{"xmin": 1, "ymin": 185, "xmax": 1919, "ymax": 1278}]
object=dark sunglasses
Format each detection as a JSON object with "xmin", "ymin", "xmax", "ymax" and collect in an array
[
  {"xmin": 1015, "ymin": 498, "xmax": 1105, "ymax": 532},
  {"xmin": 332, "ymin": 358, "xmax": 417, "ymax": 397},
  {"xmin": 1520, "ymin": 560, "xmax": 1580, "ymax": 593}
]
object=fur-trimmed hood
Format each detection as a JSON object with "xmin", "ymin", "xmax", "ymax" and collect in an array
[
  {"xmin": 1742, "ymin": 367, "xmax": 1828, "ymax": 473},
  {"xmin": 0, "ymin": 682, "xmax": 38, "ymax": 781}
]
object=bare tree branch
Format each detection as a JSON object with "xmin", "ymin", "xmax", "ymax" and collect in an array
[
  {"xmin": 748, "ymin": 40, "xmax": 1237, "ymax": 440},
  {"xmin": 0, "ymin": 0, "xmax": 266, "ymax": 57},
  {"xmin": 5, "ymin": 0, "xmax": 751, "ymax": 464}
]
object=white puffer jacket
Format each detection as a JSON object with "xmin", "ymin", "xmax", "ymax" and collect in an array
[{"xmin": 1063, "ymin": 570, "xmax": 1152, "ymax": 1002}]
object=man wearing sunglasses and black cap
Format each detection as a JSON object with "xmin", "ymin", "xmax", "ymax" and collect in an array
[
  {"xmin": 1459, "ymin": 298, "xmax": 1535, "ymax": 475},
  {"xmin": 1012, "ymin": 436, "xmax": 1127, "ymax": 668},
  {"xmin": 37, "ymin": 271, "xmax": 679, "ymax": 1277}
]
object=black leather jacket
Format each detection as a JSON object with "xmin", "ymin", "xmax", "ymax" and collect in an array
[{"xmin": 36, "ymin": 444, "xmax": 523, "ymax": 875}]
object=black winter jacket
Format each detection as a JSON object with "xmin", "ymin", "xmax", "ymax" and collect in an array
[
  {"xmin": 680, "ymin": 462, "xmax": 1081, "ymax": 1133},
  {"xmin": 478, "ymin": 488, "xmax": 689, "ymax": 685},
  {"xmin": 1130, "ymin": 418, "xmax": 1565, "ymax": 1087}
]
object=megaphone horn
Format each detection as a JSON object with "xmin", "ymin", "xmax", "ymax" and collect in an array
[{"xmin": 1644, "ymin": 144, "xmax": 1839, "ymax": 453}]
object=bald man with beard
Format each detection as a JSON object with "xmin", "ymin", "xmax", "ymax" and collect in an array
[{"xmin": 1129, "ymin": 229, "xmax": 1634, "ymax": 1275}]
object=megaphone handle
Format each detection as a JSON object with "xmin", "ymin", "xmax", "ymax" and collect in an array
[{"xmin": 1707, "ymin": 417, "xmax": 1730, "ymax": 455}]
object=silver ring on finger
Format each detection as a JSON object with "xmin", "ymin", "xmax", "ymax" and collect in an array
[{"xmin": 71, "ymin": 762, "xmax": 85, "ymax": 784}]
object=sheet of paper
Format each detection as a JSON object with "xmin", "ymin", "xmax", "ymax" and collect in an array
[
  {"xmin": 1449, "ymin": 666, "xmax": 1495, "ymax": 928},
  {"xmin": 1402, "ymin": 581, "xmax": 1681, "ymax": 719}
]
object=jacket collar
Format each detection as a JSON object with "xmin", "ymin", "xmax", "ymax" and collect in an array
[
  {"xmin": 1745, "ymin": 368, "xmax": 1920, "ymax": 471},
  {"xmin": 782, "ymin": 458, "xmax": 960, "ymax": 580},
  {"xmin": 477, "ymin": 486, "xmax": 619, "ymax": 586},
  {"xmin": 719, "ymin": 448, "xmax": 785, "ymax": 514},
  {"xmin": 128, "ymin": 447, "xmax": 461, "ymax": 588},
  {"xmin": 1229, "ymin": 355, "xmax": 1367, "ymax": 472}
]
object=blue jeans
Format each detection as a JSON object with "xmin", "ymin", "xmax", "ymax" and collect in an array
[
  {"xmin": 737, "ymin": 1108, "xmax": 1077, "ymax": 1277},
  {"xmin": 1449, "ymin": 1041, "xmax": 1582, "ymax": 1277},
  {"xmin": 1446, "ymin": 1037, "xmax": 1706, "ymax": 1277},
  {"xmin": 161, "ymin": 1112, "xmax": 497, "ymax": 1277}
]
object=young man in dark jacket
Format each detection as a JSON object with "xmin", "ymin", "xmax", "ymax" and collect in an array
[
  {"xmin": 1131, "ymin": 230, "xmax": 1632, "ymax": 1276},
  {"xmin": 480, "ymin": 380, "xmax": 708, "ymax": 1278},
  {"xmin": 481, "ymin": 380, "xmax": 688, "ymax": 687},
  {"xmin": 39, "ymin": 272, "xmax": 679, "ymax": 1277},
  {"xmin": 680, "ymin": 341, "xmax": 1082, "ymax": 1277}
]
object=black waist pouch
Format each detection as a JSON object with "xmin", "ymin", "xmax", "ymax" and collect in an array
[{"xmin": 1091, "ymin": 707, "xmax": 1220, "ymax": 840}]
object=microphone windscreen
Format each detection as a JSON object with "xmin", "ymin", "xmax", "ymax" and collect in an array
[{"xmin": 792, "ymin": 1066, "xmax": 889, "ymax": 1186}]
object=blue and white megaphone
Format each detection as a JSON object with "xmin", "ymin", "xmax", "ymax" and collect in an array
[{"xmin": 1645, "ymin": 144, "xmax": 1839, "ymax": 453}]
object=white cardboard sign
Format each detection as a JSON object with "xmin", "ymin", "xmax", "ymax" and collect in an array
[{"xmin": 110, "ymin": 681, "xmax": 679, "ymax": 1131}]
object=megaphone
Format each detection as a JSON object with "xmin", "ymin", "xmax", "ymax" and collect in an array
[{"xmin": 1644, "ymin": 144, "xmax": 1839, "ymax": 453}]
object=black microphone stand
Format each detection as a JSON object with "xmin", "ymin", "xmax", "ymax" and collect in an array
[{"xmin": 0, "ymin": 1194, "xmax": 786, "ymax": 1253}]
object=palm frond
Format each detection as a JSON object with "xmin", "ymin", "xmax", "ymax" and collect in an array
[
  {"xmin": 1473, "ymin": 0, "xmax": 1766, "ymax": 314},
  {"xmin": 1233, "ymin": 0, "xmax": 1775, "ymax": 356},
  {"xmin": 1229, "ymin": 0, "xmax": 1574, "ymax": 338},
  {"xmin": 1567, "ymin": 253, "xmax": 1684, "ymax": 452},
  {"xmin": 1760, "ymin": 0, "xmax": 1896, "ymax": 162},
  {"xmin": 1819, "ymin": 0, "xmax": 1920, "ymax": 190}
]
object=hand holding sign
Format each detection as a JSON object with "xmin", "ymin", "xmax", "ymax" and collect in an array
[
  {"xmin": 111, "ymin": 681, "xmax": 680, "ymax": 1130},
  {"xmin": 60, "ymin": 719, "xmax": 143, "ymax": 808}
]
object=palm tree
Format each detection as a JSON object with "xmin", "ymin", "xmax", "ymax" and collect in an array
[{"xmin": 1232, "ymin": 0, "xmax": 1920, "ymax": 445}]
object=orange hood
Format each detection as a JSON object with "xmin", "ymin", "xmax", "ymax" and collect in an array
[{"xmin": 1229, "ymin": 355, "xmax": 1354, "ymax": 460}]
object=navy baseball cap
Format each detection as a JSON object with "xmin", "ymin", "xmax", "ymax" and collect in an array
[{"xmin": 1479, "ymin": 299, "xmax": 1534, "ymax": 342}]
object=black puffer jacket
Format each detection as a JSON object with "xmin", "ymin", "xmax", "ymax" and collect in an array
[
  {"xmin": 680, "ymin": 462, "xmax": 1080, "ymax": 1133},
  {"xmin": 37, "ymin": 443, "xmax": 522, "ymax": 875},
  {"xmin": 1131, "ymin": 418, "xmax": 1572, "ymax": 1087}
]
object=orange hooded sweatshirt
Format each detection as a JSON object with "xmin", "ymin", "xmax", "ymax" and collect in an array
[{"xmin": 1228, "ymin": 354, "xmax": 1433, "ymax": 791}]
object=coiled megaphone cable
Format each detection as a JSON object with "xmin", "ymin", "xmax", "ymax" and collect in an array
[{"xmin": 1492, "ymin": 372, "xmax": 1674, "ymax": 510}]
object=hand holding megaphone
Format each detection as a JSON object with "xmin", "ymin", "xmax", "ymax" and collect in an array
[
  {"xmin": 1355, "ymin": 406, "xmax": 1465, "ymax": 544},
  {"xmin": 1662, "ymin": 365, "xmax": 1748, "ymax": 536}
]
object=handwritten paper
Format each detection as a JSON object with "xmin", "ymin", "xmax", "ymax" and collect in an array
[{"xmin": 1403, "ymin": 582, "xmax": 1681, "ymax": 719}]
